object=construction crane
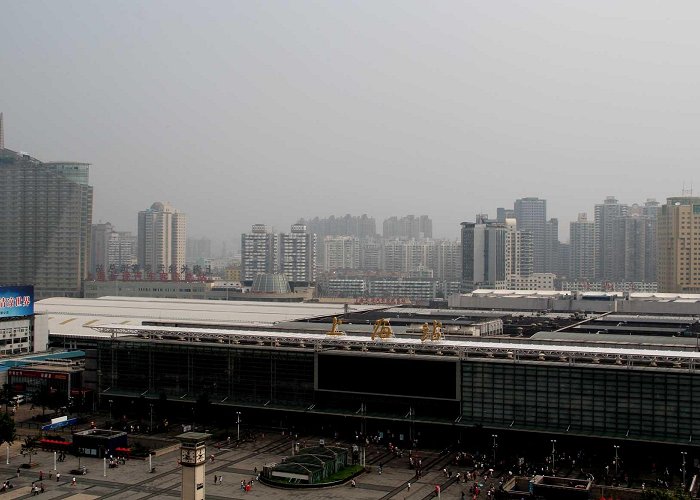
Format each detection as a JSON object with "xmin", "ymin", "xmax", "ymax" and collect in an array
[
  {"xmin": 371, "ymin": 318, "xmax": 393, "ymax": 340},
  {"xmin": 420, "ymin": 320, "xmax": 443, "ymax": 342},
  {"xmin": 327, "ymin": 317, "xmax": 345, "ymax": 336}
]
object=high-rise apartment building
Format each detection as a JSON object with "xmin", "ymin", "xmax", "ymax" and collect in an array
[
  {"xmin": 514, "ymin": 197, "xmax": 547, "ymax": 273},
  {"xmin": 435, "ymin": 240, "xmax": 462, "ymax": 282},
  {"xmin": 594, "ymin": 196, "xmax": 628, "ymax": 281},
  {"xmin": 323, "ymin": 236, "xmax": 360, "ymax": 271},
  {"xmin": 0, "ymin": 149, "xmax": 93, "ymax": 299},
  {"xmin": 359, "ymin": 239, "xmax": 382, "ymax": 271},
  {"xmin": 241, "ymin": 224, "xmax": 279, "ymax": 284},
  {"xmin": 657, "ymin": 197, "xmax": 700, "ymax": 293},
  {"xmin": 569, "ymin": 213, "xmax": 596, "ymax": 281},
  {"xmin": 280, "ymin": 224, "xmax": 317, "ymax": 286},
  {"xmin": 137, "ymin": 202, "xmax": 187, "ymax": 273}
]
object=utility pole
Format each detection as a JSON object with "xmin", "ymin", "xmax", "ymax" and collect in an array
[
  {"xmin": 614, "ymin": 445, "xmax": 620, "ymax": 477},
  {"xmin": 236, "ymin": 411, "xmax": 241, "ymax": 442}
]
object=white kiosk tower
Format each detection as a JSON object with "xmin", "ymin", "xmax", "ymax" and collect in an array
[{"xmin": 177, "ymin": 432, "xmax": 211, "ymax": 500}]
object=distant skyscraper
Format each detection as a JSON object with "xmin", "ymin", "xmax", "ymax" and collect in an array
[
  {"xmin": 504, "ymin": 219, "xmax": 533, "ymax": 279},
  {"xmin": 657, "ymin": 197, "xmax": 700, "ymax": 293},
  {"xmin": 91, "ymin": 223, "xmax": 138, "ymax": 276},
  {"xmin": 0, "ymin": 150, "xmax": 93, "ymax": 298},
  {"xmin": 383, "ymin": 215, "xmax": 433, "ymax": 239},
  {"xmin": 461, "ymin": 221, "xmax": 507, "ymax": 291},
  {"xmin": 186, "ymin": 237, "xmax": 212, "ymax": 265},
  {"xmin": 496, "ymin": 207, "xmax": 515, "ymax": 223},
  {"xmin": 280, "ymin": 224, "xmax": 317, "ymax": 286},
  {"xmin": 612, "ymin": 215, "xmax": 650, "ymax": 283},
  {"xmin": 642, "ymin": 199, "xmax": 660, "ymax": 282},
  {"xmin": 90, "ymin": 223, "xmax": 114, "ymax": 275},
  {"xmin": 569, "ymin": 213, "xmax": 596, "ymax": 281},
  {"xmin": 514, "ymin": 197, "xmax": 547, "ymax": 273},
  {"xmin": 544, "ymin": 218, "xmax": 560, "ymax": 275},
  {"xmin": 241, "ymin": 224, "xmax": 279, "ymax": 284},
  {"xmin": 594, "ymin": 196, "xmax": 628, "ymax": 281},
  {"xmin": 137, "ymin": 202, "xmax": 187, "ymax": 274}
]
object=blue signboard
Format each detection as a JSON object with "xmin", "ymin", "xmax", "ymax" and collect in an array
[
  {"xmin": 0, "ymin": 286, "xmax": 34, "ymax": 319},
  {"xmin": 41, "ymin": 417, "xmax": 79, "ymax": 431}
]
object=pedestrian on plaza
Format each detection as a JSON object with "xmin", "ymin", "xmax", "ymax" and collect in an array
[
  {"xmin": 39, "ymin": 470, "xmax": 43, "ymax": 481},
  {"xmin": 240, "ymin": 480, "xmax": 245, "ymax": 491},
  {"xmin": 56, "ymin": 473, "xmax": 60, "ymax": 482},
  {"xmin": 16, "ymin": 468, "xmax": 20, "ymax": 478},
  {"xmin": 407, "ymin": 482, "xmax": 411, "ymax": 491},
  {"xmin": 48, "ymin": 471, "xmax": 52, "ymax": 480},
  {"xmin": 71, "ymin": 477, "xmax": 76, "ymax": 486},
  {"xmin": 40, "ymin": 483, "xmax": 44, "ymax": 494},
  {"xmin": 218, "ymin": 475, "xmax": 223, "ymax": 485},
  {"xmin": 213, "ymin": 475, "xmax": 217, "ymax": 485}
]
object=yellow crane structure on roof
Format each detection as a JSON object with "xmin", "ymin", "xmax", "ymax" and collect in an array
[
  {"xmin": 327, "ymin": 317, "xmax": 345, "ymax": 336},
  {"xmin": 371, "ymin": 318, "xmax": 393, "ymax": 340},
  {"xmin": 421, "ymin": 320, "xmax": 443, "ymax": 342}
]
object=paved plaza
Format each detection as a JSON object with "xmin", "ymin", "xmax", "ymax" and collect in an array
[{"xmin": 0, "ymin": 435, "xmax": 476, "ymax": 499}]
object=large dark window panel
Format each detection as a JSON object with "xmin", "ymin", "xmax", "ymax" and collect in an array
[{"xmin": 317, "ymin": 354, "xmax": 457, "ymax": 400}]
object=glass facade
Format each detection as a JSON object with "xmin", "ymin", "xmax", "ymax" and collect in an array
[
  {"xmin": 462, "ymin": 360, "xmax": 700, "ymax": 443},
  {"xmin": 98, "ymin": 342, "xmax": 314, "ymax": 405}
]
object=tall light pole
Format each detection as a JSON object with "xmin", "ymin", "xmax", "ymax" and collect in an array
[
  {"xmin": 682, "ymin": 451, "xmax": 687, "ymax": 489},
  {"xmin": 492, "ymin": 434, "xmax": 498, "ymax": 467},
  {"xmin": 613, "ymin": 445, "xmax": 620, "ymax": 477},
  {"xmin": 550, "ymin": 439, "xmax": 556, "ymax": 474},
  {"xmin": 108, "ymin": 399, "xmax": 113, "ymax": 420},
  {"xmin": 236, "ymin": 411, "xmax": 241, "ymax": 442}
]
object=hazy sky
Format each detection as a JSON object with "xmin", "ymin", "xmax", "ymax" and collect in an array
[{"xmin": 3, "ymin": 1, "xmax": 700, "ymax": 245}]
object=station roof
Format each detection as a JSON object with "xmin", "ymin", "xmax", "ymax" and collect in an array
[
  {"xmin": 91, "ymin": 323, "xmax": 700, "ymax": 368},
  {"xmin": 36, "ymin": 296, "xmax": 387, "ymax": 338}
]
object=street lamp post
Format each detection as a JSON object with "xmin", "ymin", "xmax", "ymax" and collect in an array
[
  {"xmin": 108, "ymin": 399, "xmax": 113, "ymax": 420},
  {"xmin": 550, "ymin": 439, "xmax": 556, "ymax": 474},
  {"xmin": 149, "ymin": 403, "xmax": 154, "ymax": 434},
  {"xmin": 682, "ymin": 451, "xmax": 687, "ymax": 489},
  {"xmin": 236, "ymin": 411, "xmax": 241, "ymax": 442},
  {"xmin": 613, "ymin": 445, "xmax": 620, "ymax": 477},
  {"xmin": 492, "ymin": 434, "xmax": 498, "ymax": 467}
]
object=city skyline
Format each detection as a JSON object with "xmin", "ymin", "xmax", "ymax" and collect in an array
[{"xmin": 3, "ymin": 2, "xmax": 700, "ymax": 243}]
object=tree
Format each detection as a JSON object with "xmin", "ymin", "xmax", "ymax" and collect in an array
[
  {"xmin": 32, "ymin": 385, "xmax": 50, "ymax": 416},
  {"xmin": 0, "ymin": 384, "xmax": 16, "ymax": 414},
  {"xmin": 20, "ymin": 436, "xmax": 38, "ymax": 466},
  {"xmin": 0, "ymin": 412, "xmax": 16, "ymax": 453}
]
